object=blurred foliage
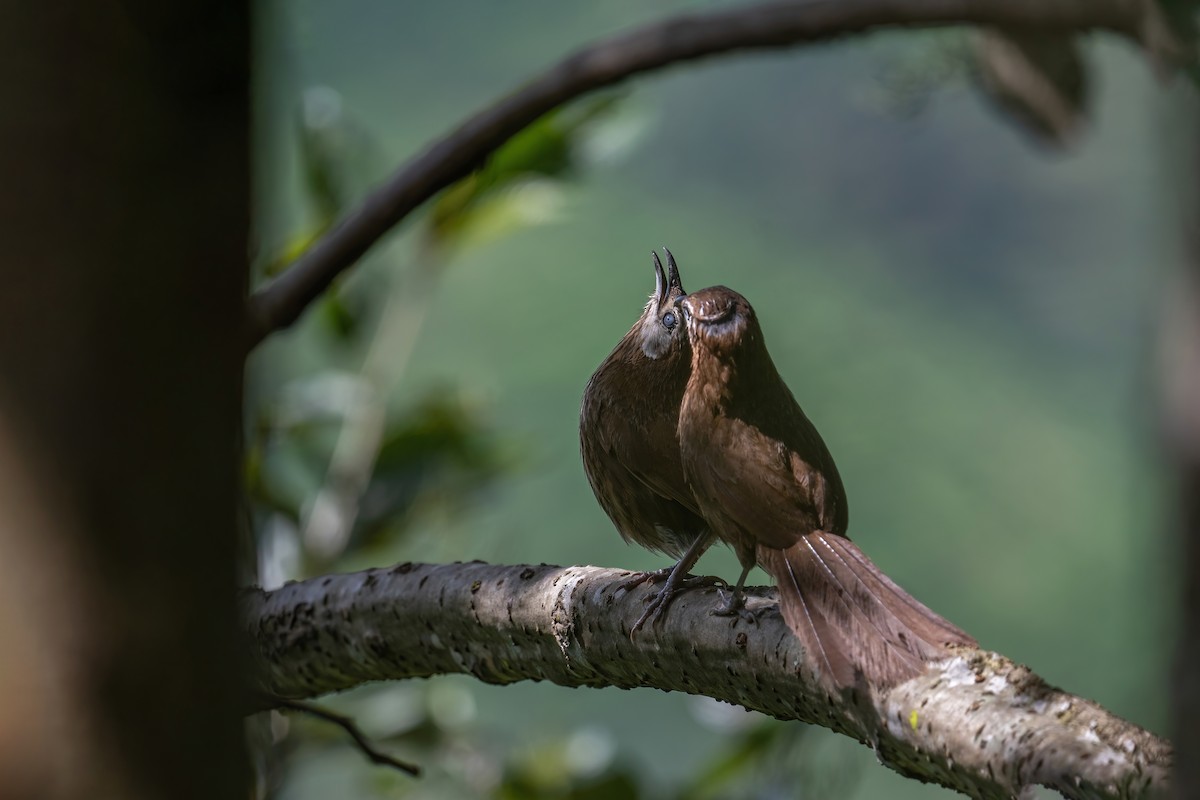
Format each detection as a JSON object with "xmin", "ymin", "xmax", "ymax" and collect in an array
[
  {"xmin": 355, "ymin": 389, "xmax": 514, "ymax": 552},
  {"xmin": 247, "ymin": 384, "xmax": 511, "ymax": 569},
  {"xmin": 496, "ymin": 769, "xmax": 642, "ymax": 800},
  {"xmin": 428, "ymin": 95, "xmax": 623, "ymax": 249},
  {"xmin": 869, "ymin": 34, "xmax": 973, "ymax": 119},
  {"xmin": 246, "ymin": 65, "xmax": 746, "ymax": 800},
  {"xmin": 260, "ymin": 87, "xmax": 387, "ymax": 279},
  {"xmin": 248, "ymin": 85, "xmax": 628, "ymax": 573},
  {"xmin": 677, "ymin": 724, "xmax": 795, "ymax": 800},
  {"xmin": 261, "ymin": 684, "xmax": 847, "ymax": 800},
  {"xmin": 249, "ymin": 1, "xmax": 1179, "ymax": 798}
]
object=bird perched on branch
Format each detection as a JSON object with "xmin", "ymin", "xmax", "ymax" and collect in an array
[
  {"xmin": 677, "ymin": 285, "xmax": 975, "ymax": 690},
  {"xmin": 580, "ymin": 249, "xmax": 716, "ymax": 632}
]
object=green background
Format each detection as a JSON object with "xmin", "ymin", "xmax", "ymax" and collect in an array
[{"xmin": 250, "ymin": 1, "xmax": 1177, "ymax": 797}]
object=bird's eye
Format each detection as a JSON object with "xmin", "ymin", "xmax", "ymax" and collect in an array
[{"xmin": 662, "ymin": 310, "xmax": 678, "ymax": 330}]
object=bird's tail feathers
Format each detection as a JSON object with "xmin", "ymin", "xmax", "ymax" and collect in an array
[{"xmin": 760, "ymin": 532, "xmax": 975, "ymax": 690}]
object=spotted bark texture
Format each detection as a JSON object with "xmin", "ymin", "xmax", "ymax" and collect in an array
[{"xmin": 242, "ymin": 562, "xmax": 1169, "ymax": 799}]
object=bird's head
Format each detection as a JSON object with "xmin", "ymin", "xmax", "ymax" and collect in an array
[
  {"xmin": 637, "ymin": 247, "xmax": 688, "ymax": 359},
  {"xmin": 678, "ymin": 285, "xmax": 756, "ymax": 355}
]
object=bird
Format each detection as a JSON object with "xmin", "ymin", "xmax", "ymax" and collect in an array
[
  {"xmin": 676, "ymin": 285, "xmax": 975, "ymax": 690},
  {"xmin": 580, "ymin": 249, "xmax": 717, "ymax": 632}
]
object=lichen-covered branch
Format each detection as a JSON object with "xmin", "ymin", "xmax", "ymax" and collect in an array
[
  {"xmin": 242, "ymin": 562, "xmax": 1170, "ymax": 799},
  {"xmin": 245, "ymin": 0, "xmax": 1158, "ymax": 347}
]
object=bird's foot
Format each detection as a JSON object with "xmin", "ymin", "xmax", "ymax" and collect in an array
[
  {"xmin": 625, "ymin": 569, "xmax": 727, "ymax": 637},
  {"xmin": 710, "ymin": 587, "xmax": 764, "ymax": 628},
  {"xmin": 618, "ymin": 568, "xmax": 724, "ymax": 594},
  {"xmin": 617, "ymin": 566, "xmax": 673, "ymax": 593}
]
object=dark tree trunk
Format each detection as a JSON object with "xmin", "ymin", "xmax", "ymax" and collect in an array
[
  {"xmin": 1171, "ymin": 103, "xmax": 1200, "ymax": 800},
  {"xmin": 0, "ymin": 4, "xmax": 249, "ymax": 798},
  {"xmin": 1176, "ymin": 467, "xmax": 1200, "ymax": 799}
]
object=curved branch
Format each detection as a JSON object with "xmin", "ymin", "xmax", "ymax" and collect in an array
[
  {"xmin": 242, "ymin": 561, "xmax": 1171, "ymax": 799},
  {"xmin": 245, "ymin": 0, "xmax": 1143, "ymax": 346}
]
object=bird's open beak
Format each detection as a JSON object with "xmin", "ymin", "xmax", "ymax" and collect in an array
[
  {"xmin": 651, "ymin": 251, "xmax": 667, "ymax": 302},
  {"xmin": 663, "ymin": 247, "xmax": 683, "ymax": 293}
]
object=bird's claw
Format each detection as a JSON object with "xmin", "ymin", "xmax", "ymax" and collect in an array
[
  {"xmin": 625, "ymin": 571, "xmax": 727, "ymax": 637},
  {"xmin": 618, "ymin": 566, "xmax": 673, "ymax": 594},
  {"xmin": 619, "ymin": 568, "xmax": 724, "ymax": 594},
  {"xmin": 630, "ymin": 591, "xmax": 669, "ymax": 636}
]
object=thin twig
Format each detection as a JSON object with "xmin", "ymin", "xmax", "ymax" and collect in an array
[
  {"xmin": 268, "ymin": 694, "xmax": 421, "ymax": 777},
  {"xmin": 245, "ymin": 0, "xmax": 1142, "ymax": 347}
]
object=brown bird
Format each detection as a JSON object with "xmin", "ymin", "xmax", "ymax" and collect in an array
[
  {"xmin": 580, "ymin": 249, "xmax": 716, "ymax": 631},
  {"xmin": 677, "ymin": 285, "xmax": 975, "ymax": 690}
]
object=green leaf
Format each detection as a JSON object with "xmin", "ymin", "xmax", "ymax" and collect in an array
[
  {"xmin": 348, "ymin": 389, "xmax": 515, "ymax": 553},
  {"xmin": 675, "ymin": 723, "xmax": 782, "ymax": 800},
  {"xmin": 426, "ymin": 93, "xmax": 625, "ymax": 248}
]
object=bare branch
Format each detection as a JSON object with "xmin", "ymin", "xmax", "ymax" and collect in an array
[
  {"xmin": 242, "ymin": 562, "xmax": 1171, "ymax": 799},
  {"xmin": 245, "ymin": 0, "xmax": 1144, "ymax": 347},
  {"xmin": 266, "ymin": 694, "xmax": 421, "ymax": 777}
]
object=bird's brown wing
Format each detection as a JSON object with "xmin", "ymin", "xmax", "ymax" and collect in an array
[
  {"xmin": 582, "ymin": 388, "xmax": 704, "ymax": 557},
  {"xmin": 686, "ymin": 415, "xmax": 829, "ymax": 549},
  {"xmin": 589, "ymin": 388, "xmax": 699, "ymax": 513},
  {"xmin": 625, "ymin": 445, "xmax": 700, "ymax": 516}
]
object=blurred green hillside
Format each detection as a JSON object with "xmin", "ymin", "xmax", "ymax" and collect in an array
[{"xmin": 251, "ymin": 1, "xmax": 1175, "ymax": 798}]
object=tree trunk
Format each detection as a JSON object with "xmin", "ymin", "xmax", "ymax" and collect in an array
[
  {"xmin": 0, "ymin": 4, "xmax": 249, "ymax": 798},
  {"xmin": 1169, "ymin": 101, "xmax": 1200, "ymax": 800}
]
